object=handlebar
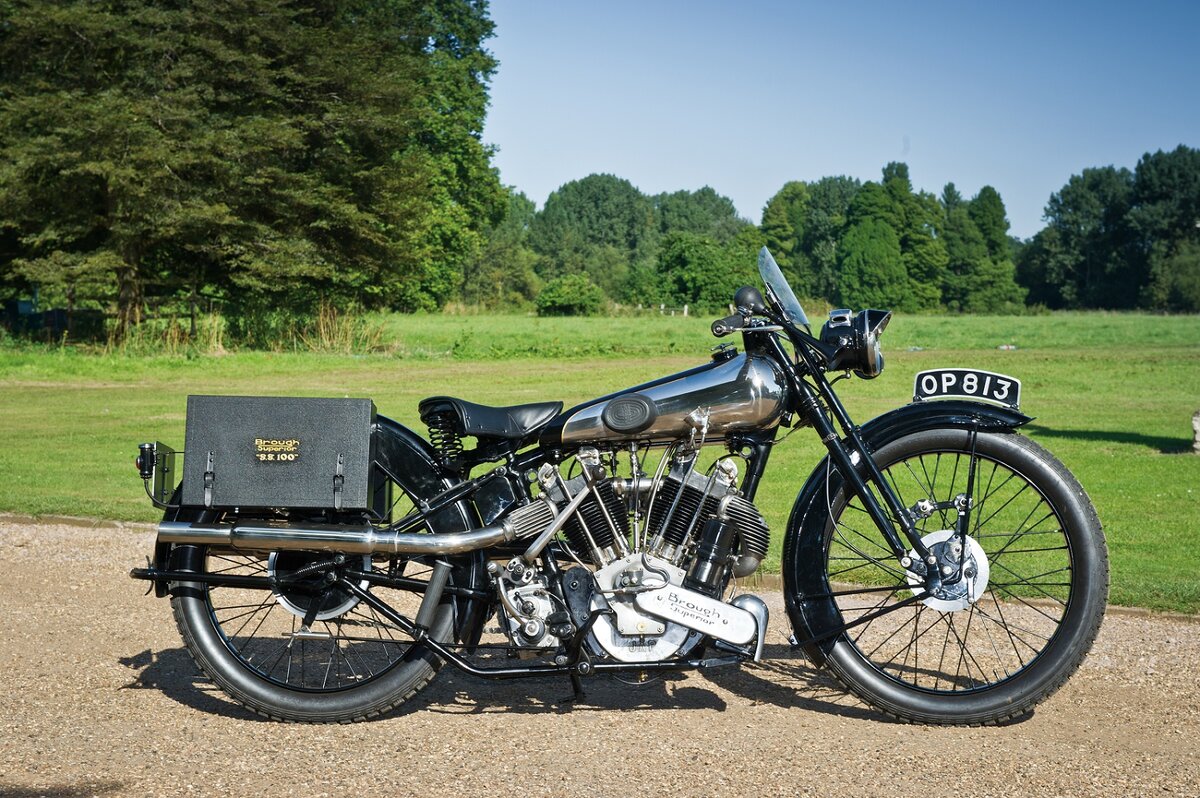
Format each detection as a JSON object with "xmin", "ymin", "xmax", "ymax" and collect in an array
[{"xmin": 711, "ymin": 313, "xmax": 745, "ymax": 337}]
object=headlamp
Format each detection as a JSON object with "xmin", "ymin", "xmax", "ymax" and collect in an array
[{"xmin": 819, "ymin": 308, "xmax": 893, "ymax": 379}]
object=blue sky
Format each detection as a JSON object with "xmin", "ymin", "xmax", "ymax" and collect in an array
[{"xmin": 483, "ymin": 1, "xmax": 1199, "ymax": 239}]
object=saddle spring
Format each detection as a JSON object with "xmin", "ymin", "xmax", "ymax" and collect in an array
[{"xmin": 425, "ymin": 409, "xmax": 464, "ymax": 469}]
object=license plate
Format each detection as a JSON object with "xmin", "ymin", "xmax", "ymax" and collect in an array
[{"xmin": 913, "ymin": 369, "xmax": 1021, "ymax": 410}]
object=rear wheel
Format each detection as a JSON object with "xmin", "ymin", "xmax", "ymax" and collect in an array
[
  {"xmin": 169, "ymin": 473, "xmax": 470, "ymax": 723},
  {"xmin": 791, "ymin": 429, "xmax": 1108, "ymax": 725}
]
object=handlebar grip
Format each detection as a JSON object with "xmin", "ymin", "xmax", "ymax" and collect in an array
[{"xmin": 711, "ymin": 314, "xmax": 744, "ymax": 337}]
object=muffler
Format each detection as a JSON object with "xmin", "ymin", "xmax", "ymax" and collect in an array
[{"xmin": 157, "ymin": 498, "xmax": 557, "ymax": 556}]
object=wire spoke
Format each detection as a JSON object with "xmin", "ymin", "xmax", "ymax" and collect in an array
[
  {"xmin": 972, "ymin": 602, "xmax": 1051, "ymax": 653},
  {"xmin": 990, "ymin": 545, "xmax": 1069, "ymax": 556},
  {"xmin": 991, "ymin": 511, "xmax": 1058, "ymax": 561},
  {"xmin": 829, "ymin": 522, "xmax": 909, "ymax": 582},
  {"xmin": 223, "ymin": 596, "xmax": 275, "ymax": 638},
  {"xmin": 989, "ymin": 560, "xmax": 1072, "ymax": 609},
  {"xmin": 198, "ymin": 488, "xmax": 429, "ymax": 692},
  {"xmin": 835, "ymin": 510, "xmax": 905, "ymax": 558},
  {"xmin": 848, "ymin": 592, "xmax": 897, "ymax": 645}
]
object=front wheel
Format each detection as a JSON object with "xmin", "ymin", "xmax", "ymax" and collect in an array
[{"xmin": 787, "ymin": 429, "xmax": 1108, "ymax": 725}]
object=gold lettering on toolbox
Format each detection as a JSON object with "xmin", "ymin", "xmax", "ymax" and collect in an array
[{"xmin": 254, "ymin": 438, "xmax": 301, "ymax": 462}]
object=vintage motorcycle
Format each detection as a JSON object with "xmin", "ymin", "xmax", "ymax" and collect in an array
[{"xmin": 131, "ymin": 247, "xmax": 1108, "ymax": 725}]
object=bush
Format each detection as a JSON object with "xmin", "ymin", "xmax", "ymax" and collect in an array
[
  {"xmin": 536, "ymin": 274, "xmax": 606, "ymax": 316},
  {"xmin": 224, "ymin": 295, "xmax": 384, "ymax": 352}
]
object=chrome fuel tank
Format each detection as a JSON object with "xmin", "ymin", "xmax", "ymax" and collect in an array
[{"xmin": 542, "ymin": 352, "xmax": 789, "ymax": 448}]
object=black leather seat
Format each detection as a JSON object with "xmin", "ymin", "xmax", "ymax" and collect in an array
[{"xmin": 418, "ymin": 396, "xmax": 563, "ymax": 442}]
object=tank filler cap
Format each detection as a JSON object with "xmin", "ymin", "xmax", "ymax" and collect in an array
[{"xmin": 711, "ymin": 343, "xmax": 738, "ymax": 362}]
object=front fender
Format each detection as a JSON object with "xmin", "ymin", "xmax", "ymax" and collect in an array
[{"xmin": 781, "ymin": 400, "xmax": 1032, "ymax": 660}]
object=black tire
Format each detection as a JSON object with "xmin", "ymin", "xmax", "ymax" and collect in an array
[
  {"xmin": 791, "ymin": 429, "xmax": 1107, "ymax": 725},
  {"xmin": 169, "ymin": 473, "xmax": 470, "ymax": 723}
]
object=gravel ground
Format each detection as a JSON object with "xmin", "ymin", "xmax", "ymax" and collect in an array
[{"xmin": 1, "ymin": 520, "xmax": 1197, "ymax": 798}]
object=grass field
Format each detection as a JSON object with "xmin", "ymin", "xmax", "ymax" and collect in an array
[{"xmin": 1, "ymin": 312, "xmax": 1197, "ymax": 611}]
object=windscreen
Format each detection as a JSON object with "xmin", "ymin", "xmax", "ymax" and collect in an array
[{"xmin": 757, "ymin": 247, "xmax": 809, "ymax": 328}]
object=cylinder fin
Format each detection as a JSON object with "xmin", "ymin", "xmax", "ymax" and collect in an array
[
  {"xmin": 562, "ymin": 481, "xmax": 627, "ymax": 563},
  {"xmin": 721, "ymin": 495, "xmax": 770, "ymax": 577},
  {"xmin": 649, "ymin": 476, "xmax": 720, "ymax": 549}
]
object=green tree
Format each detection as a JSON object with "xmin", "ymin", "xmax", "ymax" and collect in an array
[
  {"xmin": 1034, "ymin": 166, "xmax": 1136, "ymax": 308},
  {"xmin": 847, "ymin": 182, "xmax": 902, "ymax": 230},
  {"xmin": 0, "ymin": 0, "xmax": 504, "ymax": 339},
  {"xmin": 1016, "ymin": 147, "xmax": 1200, "ymax": 311},
  {"xmin": 941, "ymin": 182, "xmax": 965, "ymax": 213},
  {"xmin": 836, "ymin": 219, "xmax": 908, "ymax": 309},
  {"xmin": 1130, "ymin": 146, "xmax": 1200, "ymax": 311},
  {"xmin": 901, "ymin": 190, "xmax": 949, "ymax": 310},
  {"xmin": 943, "ymin": 189, "xmax": 1025, "ymax": 312},
  {"xmin": 942, "ymin": 207, "xmax": 991, "ymax": 311},
  {"xmin": 968, "ymin": 186, "xmax": 1011, "ymax": 261},
  {"xmin": 656, "ymin": 231, "xmax": 759, "ymax": 311},
  {"xmin": 962, "ymin": 257, "xmax": 1026, "ymax": 313},
  {"xmin": 1143, "ymin": 239, "xmax": 1200, "ymax": 311},
  {"xmin": 528, "ymin": 173, "xmax": 657, "ymax": 301},
  {"xmin": 760, "ymin": 181, "xmax": 810, "ymax": 279},
  {"xmin": 846, "ymin": 166, "xmax": 944, "ymax": 310},
  {"xmin": 655, "ymin": 187, "xmax": 747, "ymax": 243},
  {"xmin": 460, "ymin": 189, "xmax": 540, "ymax": 309},
  {"xmin": 1016, "ymin": 227, "xmax": 1070, "ymax": 308},
  {"xmin": 798, "ymin": 175, "xmax": 861, "ymax": 300},
  {"xmin": 881, "ymin": 166, "xmax": 945, "ymax": 309}
]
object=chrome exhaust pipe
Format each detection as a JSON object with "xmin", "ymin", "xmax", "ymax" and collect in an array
[
  {"xmin": 156, "ymin": 497, "xmax": 559, "ymax": 556},
  {"xmin": 157, "ymin": 519, "xmax": 517, "ymax": 555}
]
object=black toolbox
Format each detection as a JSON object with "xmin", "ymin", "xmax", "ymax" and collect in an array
[{"xmin": 181, "ymin": 395, "xmax": 377, "ymax": 512}]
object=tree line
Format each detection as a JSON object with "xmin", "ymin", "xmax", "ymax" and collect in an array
[
  {"xmin": 1017, "ymin": 145, "xmax": 1200, "ymax": 313},
  {"xmin": 1, "ymin": 2, "xmax": 1197, "ymax": 346},
  {"xmin": 470, "ymin": 166, "xmax": 1025, "ymax": 316},
  {"xmin": 474, "ymin": 147, "xmax": 1200, "ymax": 317}
]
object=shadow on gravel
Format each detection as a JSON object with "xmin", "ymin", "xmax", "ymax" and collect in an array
[
  {"xmin": 0, "ymin": 782, "xmax": 123, "ymax": 797},
  {"xmin": 702, "ymin": 645, "xmax": 896, "ymax": 722},
  {"xmin": 117, "ymin": 648, "xmax": 265, "ymax": 722},
  {"xmin": 417, "ymin": 643, "xmax": 891, "ymax": 723},
  {"xmin": 116, "ymin": 643, "xmax": 946, "ymax": 725}
]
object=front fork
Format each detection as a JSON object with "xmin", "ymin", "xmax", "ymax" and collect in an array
[{"xmin": 782, "ymin": 341, "xmax": 977, "ymax": 594}]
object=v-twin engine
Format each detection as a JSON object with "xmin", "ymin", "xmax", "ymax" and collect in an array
[
  {"xmin": 546, "ymin": 450, "xmax": 771, "ymax": 581},
  {"xmin": 495, "ymin": 446, "xmax": 771, "ymax": 663}
]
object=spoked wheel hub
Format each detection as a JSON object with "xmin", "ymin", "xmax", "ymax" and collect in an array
[
  {"xmin": 267, "ymin": 551, "xmax": 372, "ymax": 621},
  {"xmin": 905, "ymin": 529, "xmax": 990, "ymax": 612}
]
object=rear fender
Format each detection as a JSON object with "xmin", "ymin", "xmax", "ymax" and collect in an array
[
  {"xmin": 373, "ymin": 415, "xmax": 490, "ymax": 647},
  {"xmin": 781, "ymin": 400, "xmax": 1032, "ymax": 661}
]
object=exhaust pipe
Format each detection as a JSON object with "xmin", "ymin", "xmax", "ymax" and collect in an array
[{"xmin": 157, "ymin": 498, "xmax": 558, "ymax": 556}]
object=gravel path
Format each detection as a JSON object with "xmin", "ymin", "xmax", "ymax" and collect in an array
[{"xmin": 1, "ymin": 520, "xmax": 1197, "ymax": 798}]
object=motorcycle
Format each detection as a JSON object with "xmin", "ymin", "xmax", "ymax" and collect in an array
[{"xmin": 131, "ymin": 247, "xmax": 1108, "ymax": 725}]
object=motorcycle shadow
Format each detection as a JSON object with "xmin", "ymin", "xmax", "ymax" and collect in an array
[
  {"xmin": 117, "ymin": 643, "xmax": 888, "ymax": 723},
  {"xmin": 420, "ymin": 642, "xmax": 888, "ymax": 723},
  {"xmin": 118, "ymin": 647, "xmax": 265, "ymax": 722}
]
